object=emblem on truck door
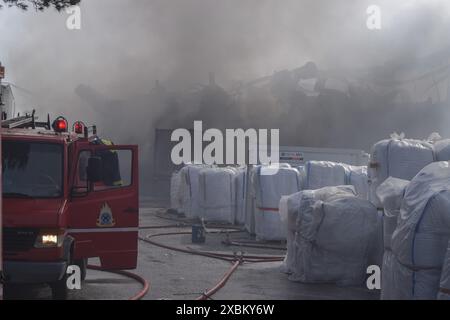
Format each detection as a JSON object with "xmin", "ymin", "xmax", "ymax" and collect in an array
[{"xmin": 96, "ymin": 202, "xmax": 116, "ymax": 227}]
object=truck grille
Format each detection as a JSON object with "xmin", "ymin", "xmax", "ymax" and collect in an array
[{"xmin": 3, "ymin": 228, "xmax": 38, "ymax": 253}]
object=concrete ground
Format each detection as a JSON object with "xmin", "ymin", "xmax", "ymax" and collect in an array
[{"xmin": 5, "ymin": 201, "xmax": 380, "ymax": 300}]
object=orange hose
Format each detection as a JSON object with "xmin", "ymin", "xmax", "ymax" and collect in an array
[
  {"xmin": 141, "ymin": 232, "xmax": 284, "ymax": 261},
  {"xmin": 87, "ymin": 265, "xmax": 150, "ymax": 300},
  {"xmin": 138, "ymin": 230, "xmax": 284, "ymax": 300},
  {"xmin": 196, "ymin": 260, "xmax": 241, "ymax": 300}
]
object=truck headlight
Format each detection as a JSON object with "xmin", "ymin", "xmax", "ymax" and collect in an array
[{"xmin": 34, "ymin": 229, "xmax": 65, "ymax": 248}]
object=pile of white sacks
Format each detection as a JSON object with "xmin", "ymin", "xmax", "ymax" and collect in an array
[
  {"xmin": 171, "ymin": 164, "xmax": 241, "ymax": 223},
  {"xmin": 379, "ymin": 162, "xmax": 450, "ymax": 299},
  {"xmin": 168, "ymin": 135, "xmax": 450, "ymax": 295},
  {"xmin": 278, "ymin": 135, "xmax": 450, "ymax": 288},
  {"xmin": 368, "ymin": 135, "xmax": 450, "ymax": 299},
  {"xmin": 170, "ymin": 164, "xmax": 303, "ymax": 239},
  {"xmin": 170, "ymin": 161, "xmax": 370, "ymax": 242}
]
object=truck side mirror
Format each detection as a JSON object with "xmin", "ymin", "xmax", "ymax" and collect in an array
[{"xmin": 87, "ymin": 157, "xmax": 103, "ymax": 183}]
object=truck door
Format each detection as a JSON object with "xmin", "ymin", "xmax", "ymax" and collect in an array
[{"xmin": 68, "ymin": 145, "xmax": 139, "ymax": 270}]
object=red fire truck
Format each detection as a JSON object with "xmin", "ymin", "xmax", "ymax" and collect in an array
[{"xmin": 1, "ymin": 113, "xmax": 139, "ymax": 299}]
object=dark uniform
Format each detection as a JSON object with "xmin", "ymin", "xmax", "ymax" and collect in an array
[{"xmin": 92, "ymin": 138, "xmax": 123, "ymax": 187}]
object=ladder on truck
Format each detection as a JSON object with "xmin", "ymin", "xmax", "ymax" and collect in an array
[{"xmin": 1, "ymin": 110, "xmax": 51, "ymax": 130}]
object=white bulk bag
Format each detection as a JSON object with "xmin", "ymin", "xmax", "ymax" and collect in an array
[
  {"xmin": 381, "ymin": 249, "xmax": 442, "ymax": 300},
  {"xmin": 179, "ymin": 164, "xmax": 211, "ymax": 219},
  {"xmin": 345, "ymin": 165, "xmax": 369, "ymax": 200},
  {"xmin": 368, "ymin": 138, "xmax": 434, "ymax": 208},
  {"xmin": 291, "ymin": 193, "xmax": 379, "ymax": 286},
  {"xmin": 252, "ymin": 165, "xmax": 301, "ymax": 241},
  {"xmin": 438, "ymin": 242, "xmax": 450, "ymax": 300},
  {"xmin": 381, "ymin": 250, "xmax": 415, "ymax": 300},
  {"xmin": 389, "ymin": 162, "xmax": 450, "ymax": 299},
  {"xmin": 280, "ymin": 186, "xmax": 356, "ymax": 274},
  {"xmin": 170, "ymin": 171, "xmax": 183, "ymax": 212},
  {"xmin": 297, "ymin": 166, "xmax": 306, "ymax": 190},
  {"xmin": 376, "ymin": 177, "xmax": 409, "ymax": 251},
  {"xmin": 198, "ymin": 167, "xmax": 236, "ymax": 223},
  {"xmin": 304, "ymin": 161, "xmax": 347, "ymax": 190},
  {"xmin": 279, "ymin": 193, "xmax": 302, "ymax": 274}
]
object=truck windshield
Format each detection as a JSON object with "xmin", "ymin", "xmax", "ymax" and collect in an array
[{"xmin": 2, "ymin": 141, "xmax": 63, "ymax": 198}]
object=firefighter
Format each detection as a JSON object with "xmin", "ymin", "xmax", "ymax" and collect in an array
[{"xmin": 92, "ymin": 138, "xmax": 123, "ymax": 187}]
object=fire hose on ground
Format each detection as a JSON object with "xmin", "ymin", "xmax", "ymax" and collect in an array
[
  {"xmin": 87, "ymin": 264, "xmax": 150, "ymax": 300},
  {"xmin": 138, "ymin": 230, "xmax": 285, "ymax": 300},
  {"xmin": 196, "ymin": 260, "xmax": 241, "ymax": 300},
  {"xmin": 68, "ymin": 223, "xmax": 254, "ymax": 300}
]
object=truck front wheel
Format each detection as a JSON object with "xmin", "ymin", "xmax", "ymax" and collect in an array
[
  {"xmin": 50, "ymin": 252, "xmax": 72, "ymax": 300},
  {"xmin": 51, "ymin": 277, "xmax": 68, "ymax": 300},
  {"xmin": 75, "ymin": 258, "xmax": 87, "ymax": 282},
  {"xmin": 50, "ymin": 263, "xmax": 70, "ymax": 300}
]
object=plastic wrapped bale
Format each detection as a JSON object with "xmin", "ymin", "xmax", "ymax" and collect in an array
[
  {"xmin": 433, "ymin": 139, "xmax": 450, "ymax": 161},
  {"xmin": 345, "ymin": 165, "xmax": 369, "ymax": 200},
  {"xmin": 198, "ymin": 167, "xmax": 237, "ymax": 223},
  {"xmin": 297, "ymin": 166, "xmax": 306, "ymax": 189},
  {"xmin": 291, "ymin": 193, "xmax": 379, "ymax": 286},
  {"xmin": 381, "ymin": 249, "xmax": 442, "ymax": 300},
  {"xmin": 179, "ymin": 164, "xmax": 212, "ymax": 219},
  {"xmin": 252, "ymin": 165, "xmax": 301, "ymax": 241},
  {"xmin": 381, "ymin": 250, "xmax": 416, "ymax": 300},
  {"xmin": 304, "ymin": 161, "xmax": 347, "ymax": 190},
  {"xmin": 280, "ymin": 186, "xmax": 355, "ymax": 275},
  {"xmin": 368, "ymin": 137, "xmax": 434, "ymax": 208},
  {"xmin": 438, "ymin": 242, "xmax": 450, "ymax": 300},
  {"xmin": 170, "ymin": 171, "xmax": 183, "ymax": 213},
  {"xmin": 234, "ymin": 168, "xmax": 247, "ymax": 225},
  {"xmin": 279, "ymin": 193, "xmax": 302, "ymax": 274},
  {"xmin": 376, "ymin": 177, "xmax": 410, "ymax": 251},
  {"xmin": 390, "ymin": 162, "xmax": 450, "ymax": 299}
]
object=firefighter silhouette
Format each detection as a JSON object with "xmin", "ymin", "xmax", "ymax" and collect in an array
[{"xmin": 93, "ymin": 138, "xmax": 123, "ymax": 187}]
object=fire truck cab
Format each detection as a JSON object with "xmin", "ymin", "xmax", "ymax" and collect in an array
[{"xmin": 2, "ymin": 114, "xmax": 139, "ymax": 299}]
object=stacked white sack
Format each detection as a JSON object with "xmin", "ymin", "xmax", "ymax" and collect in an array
[
  {"xmin": 376, "ymin": 177, "xmax": 409, "ymax": 252},
  {"xmin": 198, "ymin": 167, "xmax": 237, "ymax": 223},
  {"xmin": 438, "ymin": 243, "xmax": 450, "ymax": 300},
  {"xmin": 290, "ymin": 186, "xmax": 380, "ymax": 286},
  {"xmin": 297, "ymin": 166, "xmax": 306, "ymax": 190},
  {"xmin": 179, "ymin": 164, "xmax": 212, "ymax": 219},
  {"xmin": 170, "ymin": 171, "xmax": 183, "ymax": 213},
  {"xmin": 368, "ymin": 138, "xmax": 434, "ymax": 208},
  {"xmin": 376, "ymin": 177, "xmax": 410, "ymax": 300},
  {"xmin": 246, "ymin": 165, "xmax": 286, "ymax": 235},
  {"xmin": 345, "ymin": 165, "xmax": 369, "ymax": 200},
  {"xmin": 388, "ymin": 162, "xmax": 450, "ymax": 299},
  {"xmin": 234, "ymin": 168, "xmax": 247, "ymax": 225},
  {"xmin": 304, "ymin": 161, "xmax": 347, "ymax": 190},
  {"xmin": 279, "ymin": 193, "xmax": 302, "ymax": 274},
  {"xmin": 251, "ymin": 164, "xmax": 301, "ymax": 241},
  {"xmin": 280, "ymin": 186, "xmax": 356, "ymax": 275}
]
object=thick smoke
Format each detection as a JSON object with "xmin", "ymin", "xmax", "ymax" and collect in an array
[{"xmin": 1, "ymin": 0, "xmax": 450, "ymax": 192}]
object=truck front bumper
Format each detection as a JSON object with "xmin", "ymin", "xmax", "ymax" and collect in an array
[{"xmin": 4, "ymin": 261, "xmax": 67, "ymax": 284}]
